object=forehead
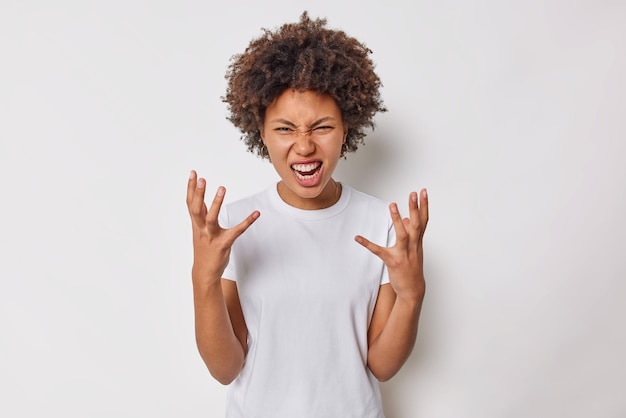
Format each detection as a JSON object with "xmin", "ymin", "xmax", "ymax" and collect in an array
[{"xmin": 265, "ymin": 89, "xmax": 342, "ymax": 122}]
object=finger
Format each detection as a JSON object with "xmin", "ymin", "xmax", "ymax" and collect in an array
[
  {"xmin": 227, "ymin": 211, "xmax": 261, "ymax": 242},
  {"xmin": 186, "ymin": 170, "xmax": 197, "ymax": 208},
  {"xmin": 389, "ymin": 202, "xmax": 408, "ymax": 243},
  {"xmin": 354, "ymin": 235, "xmax": 387, "ymax": 260},
  {"xmin": 189, "ymin": 177, "xmax": 208, "ymax": 224},
  {"xmin": 409, "ymin": 191, "xmax": 420, "ymax": 229},
  {"xmin": 206, "ymin": 186, "xmax": 226, "ymax": 230},
  {"xmin": 419, "ymin": 189, "xmax": 429, "ymax": 232}
]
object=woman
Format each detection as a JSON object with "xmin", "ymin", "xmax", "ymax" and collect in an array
[{"xmin": 186, "ymin": 11, "xmax": 428, "ymax": 418}]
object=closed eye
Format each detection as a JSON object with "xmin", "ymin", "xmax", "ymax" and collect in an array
[
  {"xmin": 272, "ymin": 125, "xmax": 335, "ymax": 135},
  {"xmin": 313, "ymin": 126, "xmax": 334, "ymax": 134}
]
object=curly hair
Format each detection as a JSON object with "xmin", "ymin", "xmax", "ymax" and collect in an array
[{"xmin": 222, "ymin": 11, "xmax": 387, "ymax": 158}]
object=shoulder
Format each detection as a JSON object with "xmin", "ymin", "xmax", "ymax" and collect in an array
[
  {"xmin": 219, "ymin": 186, "xmax": 273, "ymax": 227},
  {"xmin": 341, "ymin": 185, "xmax": 392, "ymax": 230},
  {"xmin": 224, "ymin": 186, "xmax": 272, "ymax": 211},
  {"xmin": 343, "ymin": 184, "xmax": 390, "ymax": 214}
]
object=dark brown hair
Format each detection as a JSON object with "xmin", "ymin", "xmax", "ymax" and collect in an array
[{"xmin": 222, "ymin": 11, "xmax": 387, "ymax": 158}]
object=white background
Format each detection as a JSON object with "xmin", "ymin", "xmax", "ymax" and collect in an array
[{"xmin": 1, "ymin": 0, "xmax": 625, "ymax": 417}]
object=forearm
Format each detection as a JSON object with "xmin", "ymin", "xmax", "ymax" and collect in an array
[
  {"xmin": 193, "ymin": 276, "xmax": 245, "ymax": 385},
  {"xmin": 367, "ymin": 293, "xmax": 423, "ymax": 382}
]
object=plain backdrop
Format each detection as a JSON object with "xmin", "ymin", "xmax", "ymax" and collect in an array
[{"xmin": 1, "ymin": 0, "xmax": 625, "ymax": 417}]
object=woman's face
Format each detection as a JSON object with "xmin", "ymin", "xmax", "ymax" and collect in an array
[{"xmin": 261, "ymin": 89, "xmax": 347, "ymax": 210}]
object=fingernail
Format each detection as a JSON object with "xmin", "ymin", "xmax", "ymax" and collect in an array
[
  {"xmin": 423, "ymin": 189, "xmax": 428, "ymax": 198},
  {"xmin": 189, "ymin": 170, "xmax": 195, "ymax": 179},
  {"xmin": 217, "ymin": 186, "xmax": 225, "ymax": 196},
  {"xmin": 197, "ymin": 178, "xmax": 205, "ymax": 188},
  {"xmin": 390, "ymin": 203, "xmax": 398, "ymax": 213},
  {"xmin": 411, "ymin": 192, "xmax": 418, "ymax": 202}
]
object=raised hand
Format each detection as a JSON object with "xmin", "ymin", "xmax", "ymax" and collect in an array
[
  {"xmin": 355, "ymin": 189, "xmax": 429, "ymax": 301},
  {"xmin": 186, "ymin": 170, "xmax": 260, "ymax": 284}
]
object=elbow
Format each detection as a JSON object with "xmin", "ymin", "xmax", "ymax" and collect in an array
[
  {"xmin": 206, "ymin": 361, "xmax": 243, "ymax": 385},
  {"xmin": 200, "ymin": 352, "xmax": 244, "ymax": 386},
  {"xmin": 370, "ymin": 366, "xmax": 398, "ymax": 383},
  {"xmin": 368, "ymin": 352, "xmax": 409, "ymax": 382},
  {"xmin": 376, "ymin": 374, "xmax": 395, "ymax": 383},
  {"xmin": 210, "ymin": 370, "xmax": 238, "ymax": 386}
]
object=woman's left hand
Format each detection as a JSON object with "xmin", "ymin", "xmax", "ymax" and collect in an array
[{"xmin": 355, "ymin": 189, "xmax": 429, "ymax": 302}]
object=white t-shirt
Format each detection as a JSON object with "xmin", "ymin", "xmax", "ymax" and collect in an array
[{"xmin": 220, "ymin": 183, "xmax": 393, "ymax": 418}]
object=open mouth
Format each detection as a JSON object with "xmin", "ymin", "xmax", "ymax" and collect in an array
[{"xmin": 291, "ymin": 161, "xmax": 322, "ymax": 181}]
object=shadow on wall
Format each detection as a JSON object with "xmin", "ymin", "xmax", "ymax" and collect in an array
[
  {"xmin": 334, "ymin": 126, "xmax": 400, "ymax": 199},
  {"xmin": 334, "ymin": 123, "xmax": 424, "ymax": 202},
  {"xmin": 336, "ymin": 125, "xmax": 439, "ymax": 417}
]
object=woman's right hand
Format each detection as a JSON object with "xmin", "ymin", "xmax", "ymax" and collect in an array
[{"xmin": 186, "ymin": 170, "xmax": 260, "ymax": 285}]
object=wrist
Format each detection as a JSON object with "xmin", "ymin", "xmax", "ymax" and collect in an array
[
  {"xmin": 393, "ymin": 284, "xmax": 425, "ymax": 307},
  {"xmin": 192, "ymin": 278, "xmax": 223, "ymax": 305},
  {"xmin": 192, "ymin": 264, "xmax": 223, "ymax": 288}
]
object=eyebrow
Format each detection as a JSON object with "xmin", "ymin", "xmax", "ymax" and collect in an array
[{"xmin": 268, "ymin": 116, "xmax": 336, "ymax": 128}]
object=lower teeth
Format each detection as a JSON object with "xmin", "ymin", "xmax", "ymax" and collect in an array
[{"xmin": 296, "ymin": 171, "xmax": 316, "ymax": 180}]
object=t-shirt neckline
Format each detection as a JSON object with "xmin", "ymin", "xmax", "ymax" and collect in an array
[{"xmin": 268, "ymin": 182, "xmax": 351, "ymax": 220}]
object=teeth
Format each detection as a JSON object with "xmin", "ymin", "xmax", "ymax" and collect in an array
[
  {"xmin": 291, "ymin": 162, "xmax": 321, "ymax": 172},
  {"xmin": 294, "ymin": 170, "xmax": 318, "ymax": 180}
]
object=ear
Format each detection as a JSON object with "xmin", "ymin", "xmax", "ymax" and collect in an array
[{"xmin": 260, "ymin": 126, "xmax": 266, "ymax": 142}]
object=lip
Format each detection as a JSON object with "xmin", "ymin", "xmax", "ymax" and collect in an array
[
  {"xmin": 290, "ymin": 159, "xmax": 321, "ymax": 166},
  {"xmin": 291, "ymin": 160, "xmax": 323, "ymax": 187}
]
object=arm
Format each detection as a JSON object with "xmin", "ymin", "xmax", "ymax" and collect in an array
[
  {"xmin": 356, "ymin": 189, "xmax": 429, "ymax": 382},
  {"xmin": 366, "ymin": 283, "xmax": 423, "ymax": 381},
  {"xmin": 192, "ymin": 278, "xmax": 248, "ymax": 385},
  {"xmin": 187, "ymin": 170, "xmax": 259, "ymax": 385}
]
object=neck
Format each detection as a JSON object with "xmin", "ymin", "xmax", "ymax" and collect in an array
[{"xmin": 277, "ymin": 180, "xmax": 342, "ymax": 210}]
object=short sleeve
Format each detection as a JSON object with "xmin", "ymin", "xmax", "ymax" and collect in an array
[
  {"xmin": 218, "ymin": 205, "xmax": 237, "ymax": 282},
  {"xmin": 380, "ymin": 220, "xmax": 395, "ymax": 285}
]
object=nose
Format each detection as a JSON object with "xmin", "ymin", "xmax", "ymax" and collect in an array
[{"xmin": 293, "ymin": 130, "xmax": 315, "ymax": 155}]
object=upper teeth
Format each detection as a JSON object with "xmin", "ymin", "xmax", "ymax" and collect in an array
[{"xmin": 291, "ymin": 162, "xmax": 320, "ymax": 172}]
